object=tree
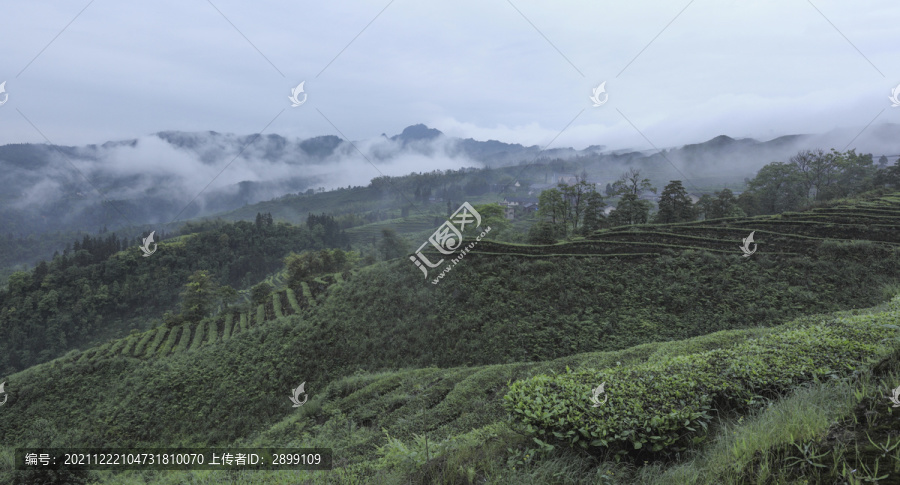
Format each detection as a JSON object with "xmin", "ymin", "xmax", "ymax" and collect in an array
[
  {"xmin": 875, "ymin": 157, "xmax": 900, "ymax": 188},
  {"xmin": 180, "ymin": 270, "xmax": 220, "ymax": 323},
  {"xmin": 7, "ymin": 271, "xmax": 32, "ymax": 296},
  {"xmin": 745, "ymin": 162, "xmax": 804, "ymax": 214},
  {"xmin": 538, "ymin": 188, "xmax": 568, "ymax": 236},
  {"xmin": 611, "ymin": 167, "xmax": 656, "ymax": 197},
  {"xmin": 581, "ymin": 192, "xmax": 607, "ymax": 233},
  {"xmin": 378, "ymin": 228, "xmax": 408, "ymax": 260},
  {"xmin": 33, "ymin": 261, "xmax": 49, "ymax": 286},
  {"xmin": 608, "ymin": 193, "xmax": 651, "ymax": 226},
  {"xmin": 781, "ymin": 148, "xmax": 876, "ymax": 203},
  {"xmin": 471, "ymin": 203, "xmax": 509, "ymax": 237},
  {"xmin": 560, "ymin": 180, "xmax": 596, "ymax": 233},
  {"xmin": 791, "ymin": 149, "xmax": 836, "ymax": 202},
  {"xmin": 163, "ymin": 310, "xmax": 184, "ymax": 329},
  {"xmin": 370, "ymin": 175, "xmax": 392, "ymax": 195},
  {"xmin": 655, "ymin": 180, "xmax": 696, "ymax": 223},
  {"xmin": 527, "ymin": 221, "xmax": 560, "ymax": 244},
  {"xmin": 250, "ymin": 282, "xmax": 272, "ymax": 308},
  {"xmin": 696, "ymin": 194, "xmax": 715, "ymax": 220},
  {"xmin": 736, "ymin": 191, "xmax": 762, "ymax": 216},
  {"xmin": 538, "ymin": 182, "xmax": 602, "ymax": 236},
  {"xmin": 217, "ymin": 285, "xmax": 238, "ymax": 313},
  {"xmin": 285, "ymin": 249, "xmax": 356, "ymax": 289},
  {"xmin": 709, "ymin": 188, "xmax": 745, "ymax": 219},
  {"xmin": 825, "ymin": 149, "xmax": 875, "ymax": 199}
]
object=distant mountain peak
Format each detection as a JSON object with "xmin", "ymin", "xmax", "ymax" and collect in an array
[
  {"xmin": 709, "ymin": 135, "xmax": 735, "ymax": 143},
  {"xmin": 680, "ymin": 134, "xmax": 758, "ymax": 153},
  {"xmin": 390, "ymin": 124, "xmax": 443, "ymax": 145},
  {"xmin": 299, "ymin": 135, "xmax": 343, "ymax": 158}
]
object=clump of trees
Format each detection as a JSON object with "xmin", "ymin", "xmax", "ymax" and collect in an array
[
  {"xmin": 606, "ymin": 168, "xmax": 657, "ymax": 227},
  {"xmin": 738, "ymin": 149, "xmax": 895, "ymax": 216},
  {"xmin": 284, "ymin": 248, "xmax": 356, "ymax": 288},
  {"xmin": 654, "ymin": 180, "xmax": 696, "ymax": 223},
  {"xmin": 530, "ymin": 148, "xmax": 900, "ymax": 240},
  {"xmin": 531, "ymin": 179, "xmax": 606, "ymax": 242},
  {"xmin": 533, "ymin": 169, "xmax": 666, "ymax": 241},
  {"xmin": 164, "ymin": 270, "xmax": 238, "ymax": 328},
  {"xmin": 377, "ymin": 228, "xmax": 409, "ymax": 261},
  {"xmin": 696, "ymin": 188, "xmax": 745, "ymax": 220},
  {"xmin": 306, "ymin": 213, "xmax": 351, "ymax": 248}
]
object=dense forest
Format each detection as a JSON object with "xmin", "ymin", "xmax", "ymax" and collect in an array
[{"xmin": 0, "ymin": 213, "xmax": 348, "ymax": 375}]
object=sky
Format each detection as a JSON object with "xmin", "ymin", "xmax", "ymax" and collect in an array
[{"xmin": 1, "ymin": 0, "xmax": 899, "ymax": 153}]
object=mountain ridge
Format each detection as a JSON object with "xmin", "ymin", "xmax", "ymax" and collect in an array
[{"xmin": 1, "ymin": 124, "xmax": 898, "ymax": 241}]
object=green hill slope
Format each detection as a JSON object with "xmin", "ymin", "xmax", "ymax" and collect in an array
[
  {"xmin": 4, "ymin": 296, "xmax": 899, "ymax": 483},
  {"xmin": 4, "ymin": 192, "xmax": 900, "ymax": 483},
  {"xmin": 0, "ymin": 216, "xmax": 348, "ymax": 376}
]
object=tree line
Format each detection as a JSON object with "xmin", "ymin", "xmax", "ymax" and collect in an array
[{"xmin": 530, "ymin": 149, "xmax": 900, "ymax": 242}]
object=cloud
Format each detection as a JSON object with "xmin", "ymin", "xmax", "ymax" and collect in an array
[
  {"xmin": 25, "ymin": 131, "xmax": 483, "ymax": 207},
  {"xmin": 3, "ymin": 1, "xmax": 899, "ymax": 149}
]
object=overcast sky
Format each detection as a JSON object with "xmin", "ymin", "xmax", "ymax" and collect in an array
[{"xmin": 1, "ymin": 1, "xmax": 899, "ymax": 152}]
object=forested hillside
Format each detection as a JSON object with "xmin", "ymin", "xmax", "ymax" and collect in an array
[
  {"xmin": 0, "ymin": 213, "xmax": 348, "ymax": 376},
  {"xmin": 3, "ymin": 192, "xmax": 900, "ymax": 483}
]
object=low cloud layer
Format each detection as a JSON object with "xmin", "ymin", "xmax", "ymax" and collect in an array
[{"xmin": 4, "ymin": 131, "xmax": 485, "ymax": 217}]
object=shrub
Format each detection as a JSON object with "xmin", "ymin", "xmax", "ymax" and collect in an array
[
  {"xmin": 273, "ymin": 293, "xmax": 283, "ymax": 319},
  {"xmin": 223, "ymin": 314, "xmax": 233, "ymax": 340},
  {"xmin": 504, "ymin": 317, "xmax": 897, "ymax": 456},
  {"xmin": 106, "ymin": 338, "xmax": 126, "ymax": 357},
  {"xmin": 301, "ymin": 282, "xmax": 316, "ymax": 307},
  {"xmin": 189, "ymin": 320, "xmax": 206, "ymax": 351},
  {"xmin": 256, "ymin": 304, "xmax": 265, "ymax": 326},
  {"xmin": 175, "ymin": 323, "xmax": 192, "ymax": 353},
  {"xmin": 120, "ymin": 336, "xmax": 137, "ymax": 357},
  {"xmin": 207, "ymin": 318, "xmax": 218, "ymax": 345},
  {"xmin": 505, "ymin": 355, "xmax": 726, "ymax": 455},
  {"xmin": 63, "ymin": 349, "xmax": 81, "ymax": 362},
  {"xmin": 250, "ymin": 282, "xmax": 272, "ymax": 308},
  {"xmin": 144, "ymin": 327, "xmax": 168, "ymax": 357},
  {"xmin": 133, "ymin": 329, "xmax": 155, "ymax": 357},
  {"xmin": 527, "ymin": 221, "xmax": 561, "ymax": 244},
  {"xmin": 286, "ymin": 288, "xmax": 301, "ymax": 313},
  {"xmin": 156, "ymin": 326, "xmax": 180, "ymax": 357}
]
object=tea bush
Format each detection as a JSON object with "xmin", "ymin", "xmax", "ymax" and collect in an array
[
  {"xmin": 286, "ymin": 287, "xmax": 301, "ymax": 313},
  {"xmin": 273, "ymin": 292, "xmax": 283, "ymax": 318},
  {"xmin": 504, "ymin": 317, "xmax": 897, "ymax": 456}
]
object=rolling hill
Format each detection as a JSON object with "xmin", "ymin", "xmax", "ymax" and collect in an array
[{"xmin": 3, "ymin": 192, "xmax": 900, "ymax": 483}]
